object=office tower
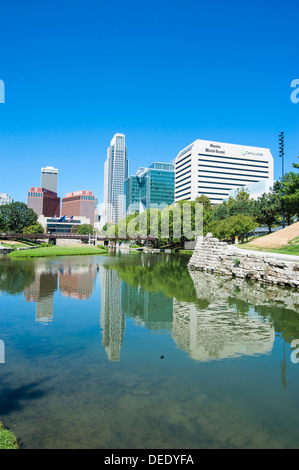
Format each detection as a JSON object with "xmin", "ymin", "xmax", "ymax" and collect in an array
[
  {"xmin": 27, "ymin": 187, "xmax": 60, "ymax": 217},
  {"xmin": 0, "ymin": 193, "xmax": 13, "ymax": 205},
  {"xmin": 61, "ymin": 190, "xmax": 96, "ymax": 226},
  {"xmin": 174, "ymin": 139, "xmax": 274, "ymax": 204},
  {"xmin": 41, "ymin": 166, "xmax": 58, "ymax": 194},
  {"xmin": 124, "ymin": 162, "xmax": 174, "ymax": 215},
  {"xmin": 102, "ymin": 133, "xmax": 128, "ymax": 226}
]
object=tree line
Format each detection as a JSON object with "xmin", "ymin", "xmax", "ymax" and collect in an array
[
  {"xmin": 1, "ymin": 158, "xmax": 298, "ymax": 244},
  {"xmin": 104, "ymin": 157, "xmax": 299, "ymax": 246}
]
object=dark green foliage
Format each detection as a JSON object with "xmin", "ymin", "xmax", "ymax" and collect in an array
[{"xmin": 0, "ymin": 202, "xmax": 37, "ymax": 233}]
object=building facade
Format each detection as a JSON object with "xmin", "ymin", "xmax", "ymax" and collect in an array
[
  {"xmin": 38, "ymin": 215, "xmax": 91, "ymax": 233},
  {"xmin": 0, "ymin": 193, "xmax": 13, "ymax": 205},
  {"xmin": 41, "ymin": 166, "xmax": 58, "ymax": 194},
  {"xmin": 174, "ymin": 139, "xmax": 274, "ymax": 204},
  {"xmin": 125, "ymin": 162, "xmax": 174, "ymax": 215},
  {"xmin": 27, "ymin": 187, "xmax": 60, "ymax": 217},
  {"xmin": 102, "ymin": 133, "xmax": 128, "ymax": 226},
  {"xmin": 61, "ymin": 190, "xmax": 96, "ymax": 226}
]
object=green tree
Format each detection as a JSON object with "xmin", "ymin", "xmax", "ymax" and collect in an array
[
  {"xmin": 77, "ymin": 224, "xmax": 94, "ymax": 235},
  {"xmin": 273, "ymin": 179, "xmax": 295, "ymax": 225},
  {"xmin": 207, "ymin": 214, "xmax": 256, "ymax": 243},
  {"xmin": 195, "ymin": 194, "xmax": 213, "ymax": 212},
  {"xmin": 282, "ymin": 158, "xmax": 299, "ymax": 219},
  {"xmin": 212, "ymin": 201, "xmax": 229, "ymax": 221},
  {"xmin": 0, "ymin": 212, "xmax": 5, "ymax": 231},
  {"xmin": 23, "ymin": 223, "xmax": 44, "ymax": 234},
  {"xmin": 0, "ymin": 202, "xmax": 37, "ymax": 233},
  {"xmin": 227, "ymin": 214, "xmax": 256, "ymax": 243},
  {"xmin": 253, "ymin": 191, "xmax": 281, "ymax": 233},
  {"xmin": 224, "ymin": 188, "xmax": 254, "ymax": 218}
]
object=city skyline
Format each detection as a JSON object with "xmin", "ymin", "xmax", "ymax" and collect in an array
[{"xmin": 0, "ymin": 0, "xmax": 298, "ymax": 206}]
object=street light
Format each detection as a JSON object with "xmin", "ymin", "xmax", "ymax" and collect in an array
[{"xmin": 279, "ymin": 131, "xmax": 285, "ymax": 228}]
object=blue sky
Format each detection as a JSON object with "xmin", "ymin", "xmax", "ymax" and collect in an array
[{"xmin": 0, "ymin": 0, "xmax": 298, "ymax": 208}]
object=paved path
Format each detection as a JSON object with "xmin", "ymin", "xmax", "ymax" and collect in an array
[{"xmin": 234, "ymin": 246, "xmax": 299, "ymax": 263}]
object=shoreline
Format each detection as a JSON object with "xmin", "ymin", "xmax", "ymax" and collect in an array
[{"xmin": 7, "ymin": 245, "xmax": 109, "ymax": 259}]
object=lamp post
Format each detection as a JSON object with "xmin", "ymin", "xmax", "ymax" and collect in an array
[{"xmin": 279, "ymin": 131, "xmax": 285, "ymax": 228}]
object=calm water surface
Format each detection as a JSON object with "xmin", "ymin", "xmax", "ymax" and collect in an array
[{"xmin": 0, "ymin": 252, "xmax": 299, "ymax": 449}]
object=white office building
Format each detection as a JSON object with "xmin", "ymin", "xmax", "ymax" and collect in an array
[
  {"xmin": 101, "ymin": 133, "xmax": 128, "ymax": 226},
  {"xmin": 41, "ymin": 166, "xmax": 58, "ymax": 194},
  {"xmin": 174, "ymin": 139, "xmax": 274, "ymax": 204},
  {"xmin": 0, "ymin": 193, "xmax": 13, "ymax": 205}
]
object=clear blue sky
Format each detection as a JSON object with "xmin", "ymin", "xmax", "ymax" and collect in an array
[{"xmin": 0, "ymin": 0, "xmax": 298, "ymax": 208}]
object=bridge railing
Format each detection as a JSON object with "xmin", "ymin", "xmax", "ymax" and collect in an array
[{"xmin": 0, "ymin": 232, "xmax": 157, "ymax": 241}]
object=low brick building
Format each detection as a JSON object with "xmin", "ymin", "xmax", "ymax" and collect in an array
[
  {"xmin": 61, "ymin": 190, "xmax": 96, "ymax": 227},
  {"xmin": 27, "ymin": 187, "xmax": 60, "ymax": 218}
]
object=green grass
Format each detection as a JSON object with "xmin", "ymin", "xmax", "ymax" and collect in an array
[
  {"xmin": 179, "ymin": 250, "xmax": 193, "ymax": 255},
  {"xmin": 0, "ymin": 422, "xmax": 19, "ymax": 449},
  {"xmin": 0, "ymin": 241, "xmax": 38, "ymax": 249},
  {"xmin": 8, "ymin": 245, "xmax": 108, "ymax": 258},
  {"xmin": 270, "ymin": 245, "xmax": 299, "ymax": 256}
]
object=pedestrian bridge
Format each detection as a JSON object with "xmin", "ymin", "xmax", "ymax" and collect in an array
[{"xmin": 0, "ymin": 232, "xmax": 155, "ymax": 242}]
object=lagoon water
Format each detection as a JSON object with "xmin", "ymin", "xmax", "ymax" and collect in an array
[{"xmin": 0, "ymin": 252, "xmax": 299, "ymax": 449}]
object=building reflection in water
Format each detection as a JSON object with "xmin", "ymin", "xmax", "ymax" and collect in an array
[
  {"xmin": 24, "ymin": 266, "xmax": 58, "ymax": 322},
  {"xmin": 122, "ymin": 284, "xmax": 173, "ymax": 332},
  {"xmin": 23, "ymin": 259, "xmax": 98, "ymax": 322},
  {"xmin": 100, "ymin": 260, "xmax": 298, "ymax": 363},
  {"xmin": 99, "ymin": 266, "xmax": 124, "ymax": 362},
  {"xmin": 21, "ymin": 256, "xmax": 299, "ymax": 368},
  {"xmin": 59, "ymin": 264, "xmax": 97, "ymax": 300},
  {"xmin": 172, "ymin": 299, "xmax": 274, "ymax": 361}
]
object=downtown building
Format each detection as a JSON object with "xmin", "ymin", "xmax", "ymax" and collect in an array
[
  {"xmin": 174, "ymin": 139, "xmax": 274, "ymax": 204},
  {"xmin": 125, "ymin": 162, "xmax": 174, "ymax": 215},
  {"xmin": 27, "ymin": 187, "xmax": 60, "ymax": 218},
  {"xmin": 27, "ymin": 166, "xmax": 60, "ymax": 218},
  {"xmin": 61, "ymin": 190, "xmax": 96, "ymax": 227},
  {"xmin": 101, "ymin": 133, "xmax": 128, "ymax": 226},
  {"xmin": 41, "ymin": 166, "xmax": 58, "ymax": 194}
]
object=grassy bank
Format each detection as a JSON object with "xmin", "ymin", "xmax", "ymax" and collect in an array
[
  {"xmin": 0, "ymin": 422, "xmax": 19, "ymax": 449},
  {"xmin": 178, "ymin": 249, "xmax": 193, "ymax": 255},
  {"xmin": 8, "ymin": 245, "xmax": 108, "ymax": 258}
]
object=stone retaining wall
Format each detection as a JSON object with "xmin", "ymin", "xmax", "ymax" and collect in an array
[{"xmin": 188, "ymin": 233, "xmax": 299, "ymax": 289}]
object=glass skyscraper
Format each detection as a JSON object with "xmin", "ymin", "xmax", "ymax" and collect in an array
[
  {"xmin": 125, "ymin": 162, "xmax": 174, "ymax": 215},
  {"xmin": 102, "ymin": 133, "xmax": 128, "ymax": 226}
]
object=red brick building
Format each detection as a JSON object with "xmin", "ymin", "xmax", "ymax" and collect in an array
[
  {"xmin": 27, "ymin": 187, "xmax": 60, "ymax": 218},
  {"xmin": 61, "ymin": 190, "xmax": 96, "ymax": 226}
]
